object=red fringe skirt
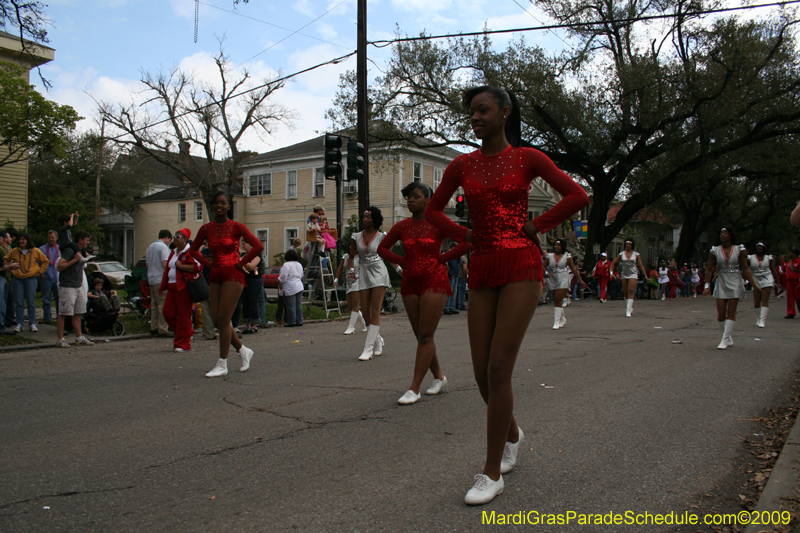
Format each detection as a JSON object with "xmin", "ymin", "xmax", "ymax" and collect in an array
[
  {"xmin": 401, "ymin": 267, "xmax": 452, "ymax": 296},
  {"xmin": 209, "ymin": 265, "xmax": 245, "ymax": 286},
  {"xmin": 468, "ymin": 246, "xmax": 543, "ymax": 290}
]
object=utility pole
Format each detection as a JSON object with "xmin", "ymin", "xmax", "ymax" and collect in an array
[
  {"xmin": 95, "ymin": 119, "xmax": 105, "ymax": 226},
  {"xmin": 356, "ymin": 0, "xmax": 369, "ymax": 222}
]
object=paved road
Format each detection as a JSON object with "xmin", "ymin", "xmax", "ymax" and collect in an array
[{"xmin": 1, "ymin": 297, "xmax": 799, "ymax": 532}]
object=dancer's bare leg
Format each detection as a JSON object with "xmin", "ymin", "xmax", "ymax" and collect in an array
[
  {"xmin": 210, "ymin": 281, "xmax": 244, "ymax": 359},
  {"xmin": 403, "ymin": 292, "xmax": 447, "ymax": 394},
  {"xmin": 468, "ymin": 279, "xmax": 542, "ymax": 481}
]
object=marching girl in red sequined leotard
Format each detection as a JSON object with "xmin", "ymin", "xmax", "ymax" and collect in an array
[
  {"xmin": 188, "ymin": 192, "xmax": 264, "ymax": 378},
  {"xmin": 377, "ymin": 182, "xmax": 472, "ymax": 406},
  {"xmin": 426, "ymin": 86, "xmax": 589, "ymax": 505}
]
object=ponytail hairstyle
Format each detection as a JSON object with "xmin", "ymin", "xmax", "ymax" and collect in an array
[
  {"xmin": 461, "ymin": 86, "xmax": 530, "ymax": 148},
  {"xmin": 401, "ymin": 181, "xmax": 433, "ymax": 199}
]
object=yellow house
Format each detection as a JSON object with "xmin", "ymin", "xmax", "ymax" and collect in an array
[{"xmin": 0, "ymin": 30, "xmax": 54, "ymax": 229}]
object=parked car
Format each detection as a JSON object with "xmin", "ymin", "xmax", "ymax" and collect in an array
[
  {"xmin": 84, "ymin": 261, "xmax": 132, "ymax": 289},
  {"xmin": 262, "ymin": 266, "xmax": 282, "ymax": 288}
]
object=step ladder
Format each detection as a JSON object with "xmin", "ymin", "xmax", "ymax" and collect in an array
[{"xmin": 303, "ymin": 251, "xmax": 342, "ymax": 319}]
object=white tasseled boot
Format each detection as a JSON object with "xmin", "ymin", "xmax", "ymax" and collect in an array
[
  {"xmin": 625, "ymin": 298, "xmax": 633, "ymax": 317},
  {"xmin": 344, "ymin": 312, "xmax": 359, "ymax": 334},
  {"xmin": 359, "ymin": 325, "xmax": 379, "ymax": 361},
  {"xmin": 553, "ymin": 307, "xmax": 563, "ymax": 330},
  {"xmin": 759, "ymin": 307, "xmax": 769, "ymax": 328},
  {"xmin": 358, "ymin": 311, "xmax": 367, "ymax": 332}
]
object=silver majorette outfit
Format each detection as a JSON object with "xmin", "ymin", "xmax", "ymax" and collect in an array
[
  {"xmin": 748, "ymin": 253, "xmax": 775, "ymax": 289},
  {"xmin": 618, "ymin": 251, "xmax": 640, "ymax": 280},
  {"xmin": 547, "ymin": 252, "xmax": 571, "ymax": 291},
  {"xmin": 353, "ymin": 231, "xmax": 391, "ymax": 290},
  {"xmin": 712, "ymin": 244, "xmax": 746, "ymax": 299}
]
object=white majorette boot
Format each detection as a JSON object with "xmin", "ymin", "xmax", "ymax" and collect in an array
[
  {"xmin": 205, "ymin": 358, "xmax": 228, "ymax": 377},
  {"xmin": 239, "ymin": 345, "xmax": 254, "ymax": 372},
  {"xmin": 717, "ymin": 319, "xmax": 735, "ymax": 350},
  {"xmin": 358, "ymin": 311, "xmax": 367, "ymax": 332},
  {"xmin": 344, "ymin": 312, "xmax": 359, "ymax": 335},
  {"xmin": 759, "ymin": 307, "xmax": 769, "ymax": 328},
  {"xmin": 553, "ymin": 307, "xmax": 563, "ymax": 330},
  {"xmin": 626, "ymin": 298, "xmax": 633, "ymax": 317},
  {"xmin": 373, "ymin": 328, "xmax": 384, "ymax": 356},
  {"xmin": 359, "ymin": 325, "xmax": 379, "ymax": 361}
]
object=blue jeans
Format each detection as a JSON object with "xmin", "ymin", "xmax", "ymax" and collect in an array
[
  {"xmin": 258, "ymin": 285, "xmax": 266, "ymax": 325},
  {"xmin": 445, "ymin": 278, "xmax": 456, "ymax": 312},
  {"xmin": 456, "ymin": 277, "xmax": 467, "ymax": 309},
  {"xmin": 283, "ymin": 292, "xmax": 303, "ymax": 325},
  {"xmin": 41, "ymin": 276, "xmax": 58, "ymax": 321},
  {"xmin": 12, "ymin": 277, "xmax": 38, "ymax": 326}
]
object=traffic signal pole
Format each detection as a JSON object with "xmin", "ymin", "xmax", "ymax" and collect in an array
[{"xmin": 356, "ymin": 0, "xmax": 369, "ymax": 221}]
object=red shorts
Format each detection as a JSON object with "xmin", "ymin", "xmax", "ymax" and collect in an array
[{"xmin": 209, "ymin": 265, "xmax": 245, "ymax": 286}]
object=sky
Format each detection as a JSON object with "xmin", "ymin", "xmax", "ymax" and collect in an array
[{"xmin": 32, "ymin": 0, "xmax": 569, "ymax": 156}]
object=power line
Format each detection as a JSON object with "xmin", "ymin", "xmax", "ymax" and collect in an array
[
  {"xmin": 197, "ymin": 0, "xmax": 352, "ymax": 53},
  {"xmin": 511, "ymin": 0, "xmax": 577, "ymax": 52},
  {"xmin": 235, "ymin": 0, "xmax": 350, "ymax": 68},
  {"xmin": 368, "ymin": 0, "xmax": 800, "ymax": 46}
]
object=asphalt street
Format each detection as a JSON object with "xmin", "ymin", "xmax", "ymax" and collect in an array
[{"xmin": 1, "ymin": 296, "xmax": 799, "ymax": 532}]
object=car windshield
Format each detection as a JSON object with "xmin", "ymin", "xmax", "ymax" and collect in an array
[{"xmin": 99, "ymin": 263, "xmax": 128, "ymax": 273}]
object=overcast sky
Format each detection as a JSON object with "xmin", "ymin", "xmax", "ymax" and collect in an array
[{"xmin": 34, "ymin": 0, "xmax": 570, "ymax": 155}]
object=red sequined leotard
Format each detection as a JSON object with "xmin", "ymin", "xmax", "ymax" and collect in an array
[
  {"xmin": 426, "ymin": 145, "xmax": 589, "ymax": 290},
  {"xmin": 377, "ymin": 218, "xmax": 472, "ymax": 296},
  {"xmin": 190, "ymin": 220, "xmax": 264, "ymax": 285}
]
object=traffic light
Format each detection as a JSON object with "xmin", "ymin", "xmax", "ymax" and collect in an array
[
  {"xmin": 323, "ymin": 134, "xmax": 342, "ymax": 180},
  {"xmin": 455, "ymin": 194, "xmax": 466, "ymax": 218},
  {"xmin": 347, "ymin": 139, "xmax": 366, "ymax": 181}
]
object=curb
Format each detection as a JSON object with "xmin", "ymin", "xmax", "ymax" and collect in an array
[{"xmin": 744, "ymin": 411, "xmax": 800, "ymax": 533}]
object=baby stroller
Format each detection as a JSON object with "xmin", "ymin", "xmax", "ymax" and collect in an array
[
  {"xmin": 382, "ymin": 286, "xmax": 398, "ymax": 313},
  {"xmin": 83, "ymin": 272, "xmax": 125, "ymax": 337}
]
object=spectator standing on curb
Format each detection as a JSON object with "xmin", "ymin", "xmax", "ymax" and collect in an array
[
  {"xmin": 0, "ymin": 242, "xmax": 19, "ymax": 333},
  {"xmin": 784, "ymin": 248, "xmax": 800, "ymax": 319},
  {"xmin": 456, "ymin": 252, "xmax": 469, "ymax": 310},
  {"xmin": 5, "ymin": 234, "xmax": 49, "ymax": 332},
  {"xmin": 160, "ymin": 229, "xmax": 203, "ymax": 352},
  {"xmin": 56, "ymin": 230, "xmax": 94, "ymax": 347},
  {"xmin": 591, "ymin": 253, "xmax": 611, "ymax": 302},
  {"xmin": 146, "ymin": 230, "xmax": 172, "ymax": 337},
  {"xmin": 1, "ymin": 228, "xmax": 17, "ymax": 327},
  {"xmin": 198, "ymin": 246, "xmax": 216, "ymax": 340},
  {"xmin": 39, "ymin": 230, "xmax": 60, "ymax": 324},
  {"xmin": 443, "ymin": 247, "xmax": 460, "ymax": 315}
]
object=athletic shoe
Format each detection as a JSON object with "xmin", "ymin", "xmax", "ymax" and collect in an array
[
  {"xmin": 465, "ymin": 474, "xmax": 504, "ymax": 505},
  {"xmin": 29, "ymin": 324, "xmax": 38, "ymax": 333},
  {"xmin": 786, "ymin": 315, "xmax": 795, "ymax": 319},
  {"xmin": 14, "ymin": 324, "xmax": 21, "ymax": 333},
  {"xmin": 56, "ymin": 338, "xmax": 70, "ymax": 348},
  {"xmin": 426, "ymin": 376, "xmax": 448, "ymax": 395},
  {"xmin": 205, "ymin": 358, "xmax": 228, "ymax": 377},
  {"xmin": 397, "ymin": 390, "xmax": 421, "ymax": 405},
  {"xmin": 174, "ymin": 348, "xmax": 185, "ymax": 353},
  {"xmin": 500, "ymin": 428, "xmax": 524, "ymax": 474},
  {"xmin": 75, "ymin": 336, "xmax": 95, "ymax": 346},
  {"xmin": 239, "ymin": 346, "xmax": 254, "ymax": 372},
  {"xmin": 451, "ymin": 310, "xmax": 460, "ymax": 314}
]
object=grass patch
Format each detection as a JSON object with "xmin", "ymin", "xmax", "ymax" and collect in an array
[{"xmin": 0, "ymin": 333, "xmax": 41, "ymax": 347}]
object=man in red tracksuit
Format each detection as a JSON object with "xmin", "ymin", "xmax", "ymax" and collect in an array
[
  {"xmin": 784, "ymin": 248, "xmax": 800, "ymax": 319},
  {"xmin": 592, "ymin": 253, "xmax": 612, "ymax": 302}
]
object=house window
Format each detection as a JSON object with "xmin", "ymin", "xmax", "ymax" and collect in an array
[
  {"xmin": 285, "ymin": 228, "xmax": 298, "ymax": 251},
  {"xmin": 178, "ymin": 203, "xmax": 186, "ymax": 223},
  {"xmin": 286, "ymin": 170, "xmax": 298, "ymax": 199},
  {"xmin": 249, "ymin": 173, "xmax": 272, "ymax": 197},
  {"xmin": 433, "ymin": 168, "xmax": 442, "ymax": 190},
  {"xmin": 413, "ymin": 162, "xmax": 422, "ymax": 182},
  {"xmin": 314, "ymin": 168, "xmax": 325, "ymax": 197},
  {"xmin": 194, "ymin": 202, "xmax": 203, "ymax": 222},
  {"xmin": 256, "ymin": 229, "xmax": 269, "ymax": 258}
]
